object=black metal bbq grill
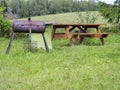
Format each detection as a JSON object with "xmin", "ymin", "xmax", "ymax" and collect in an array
[
  {"xmin": 12, "ymin": 20, "xmax": 46, "ymax": 33},
  {"xmin": 6, "ymin": 18, "xmax": 49, "ymax": 54}
]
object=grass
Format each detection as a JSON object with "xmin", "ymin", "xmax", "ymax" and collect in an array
[
  {"xmin": 0, "ymin": 12, "xmax": 120, "ymax": 90},
  {"xmin": 0, "ymin": 26, "xmax": 120, "ymax": 90},
  {"xmin": 20, "ymin": 11, "xmax": 107, "ymax": 24}
]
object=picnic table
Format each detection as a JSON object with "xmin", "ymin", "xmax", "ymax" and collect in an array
[{"xmin": 51, "ymin": 24, "xmax": 110, "ymax": 46}]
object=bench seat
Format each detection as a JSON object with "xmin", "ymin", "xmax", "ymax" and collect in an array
[
  {"xmin": 70, "ymin": 33, "xmax": 111, "ymax": 45},
  {"xmin": 52, "ymin": 33, "xmax": 67, "ymax": 39},
  {"xmin": 71, "ymin": 33, "xmax": 109, "ymax": 38}
]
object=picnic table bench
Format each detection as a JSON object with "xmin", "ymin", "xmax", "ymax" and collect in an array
[{"xmin": 52, "ymin": 24, "xmax": 111, "ymax": 46}]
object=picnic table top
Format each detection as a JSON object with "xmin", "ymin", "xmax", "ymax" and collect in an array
[{"xmin": 52, "ymin": 23, "xmax": 107, "ymax": 26}]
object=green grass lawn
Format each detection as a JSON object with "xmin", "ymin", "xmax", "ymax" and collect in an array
[
  {"xmin": 0, "ymin": 25, "xmax": 120, "ymax": 90},
  {"xmin": 20, "ymin": 11, "xmax": 107, "ymax": 24},
  {"xmin": 0, "ymin": 12, "xmax": 119, "ymax": 90}
]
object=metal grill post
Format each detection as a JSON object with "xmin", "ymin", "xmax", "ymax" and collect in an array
[
  {"xmin": 6, "ymin": 32, "xmax": 15, "ymax": 54},
  {"xmin": 42, "ymin": 33, "xmax": 49, "ymax": 52}
]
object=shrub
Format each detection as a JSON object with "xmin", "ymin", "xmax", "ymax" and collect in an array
[
  {"xmin": 100, "ymin": 24, "xmax": 120, "ymax": 33},
  {"xmin": 0, "ymin": 17, "xmax": 12, "ymax": 37},
  {"xmin": 100, "ymin": 27, "xmax": 110, "ymax": 33},
  {"xmin": 109, "ymin": 24, "xmax": 120, "ymax": 33}
]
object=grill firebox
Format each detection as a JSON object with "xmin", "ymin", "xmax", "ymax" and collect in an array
[
  {"xmin": 12, "ymin": 20, "xmax": 46, "ymax": 33},
  {"xmin": 6, "ymin": 18, "xmax": 49, "ymax": 54}
]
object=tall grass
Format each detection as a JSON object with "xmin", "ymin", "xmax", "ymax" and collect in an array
[
  {"xmin": 0, "ymin": 12, "xmax": 119, "ymax": 90},
  {"xmin": 20, "ymin": 11, "xmax": 107, "ymax": 24},
  {"xmin": 0, "ymin": 26, "xmax": 120, "ymax": 90}
]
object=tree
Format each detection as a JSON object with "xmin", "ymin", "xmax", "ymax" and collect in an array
[
  {"xmin": 0, "ymin": 0, "xmax": 7, "ymax": 16},
  {"xmin": 114, "ymin": 0, "xmax": 120, "ymax": 23},
  {"xmin": 99, "ymin": 0, "xmax": 120, "ymax": 32},
  {"xmin": 6, "ymin": 0, "xmax": 99, "ymax": 18},
  {"xmin": 0, "ymin": 0, "xmax": 12, "ymax": 37},
  {"xmin": 7, "ymin": 0, "xmax": 28, "ymax": 18},
  {"xmin": 98, "ymin": 0, "xmax": 120, "ymax": 23},
  {"xmin": 76, "ymin": 0, "xmax": 99, "ymax": 24},
  {"xmin": 18, "ymin": 0, "xmax": 28, "ymax": 17},
  {"xmin": 0, "ymin": 7, "xmax": 4, "ymax": 15},
  {"xmin": 31, "ymin": 0, "xmax": 49, "ymax": 16}
]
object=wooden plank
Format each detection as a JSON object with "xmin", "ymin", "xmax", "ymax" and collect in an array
[
  {"xmin": 53, "ymin": 24, "xmax": 107, "ymax": 26},
  {"xmin": 71, "ymin": 33, "xmax": 110, "ymax": 38},
  {"xmin": 53, "ymin": 34, "xmax": 67, "ymax": 39}
]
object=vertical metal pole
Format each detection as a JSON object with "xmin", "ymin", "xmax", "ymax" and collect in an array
[
  {"xmin": 28, "ymin": 17, "xmax": 32, "ymax": 42},
  {"xmin": 42, "ymin": 33, "xmax": 49, "ymax": 52},
  {"xmin": 29, "ymin": 28, "xmax": 32, "ymax": 42},
  {"xmin": 6, "ymin": 32, "xmax": 15, "ymax": 54}
]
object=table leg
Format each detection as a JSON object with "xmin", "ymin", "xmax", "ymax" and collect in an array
[
  {"xmin": 96, "ymin": 26, "xmax": 101, "ymax": 33},
  {"xmin": 51, "ymin": 27, "xmax": 56, "ymax": 40},
  {"xmin": 65, "ymin": 26, "xmax": 70, "ymax": 38},
  {"xmin": 100, "ymin": 38, "xmax": 104, "ymax": 45},
  {"xmin": 79, "ymin": 37, "xmax": 84, "ymax": 43},
  {"xmin": 70, "ymin": 37, "xmax": 74, "ymax": 46},
  {"xmin": 65, "ymin": 26, "xmax": 74, "ymax": 46},
  {"xmin": 76, "ymin": 35, "xmax": 80, "ymax": 42}
]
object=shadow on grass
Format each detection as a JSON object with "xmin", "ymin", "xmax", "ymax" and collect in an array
[{"xmin": 53, "ymin": 38, "xmax": 102, "ymax": 46}]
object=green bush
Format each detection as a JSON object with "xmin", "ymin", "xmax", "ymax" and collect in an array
[
  {"xmin": 0, "ymin": 17, "xmax": 12, "ymax": 37},
  {"xmin": 100, "ymin": 27, "xmax": 110, "ymax": 33},
  {"xmin": 109, "ymin": 24, "xmax": 120, "ymax": 33},
  {"xmin": 100, "ymin": 25, "xmax": 120, "ymax": 33}
]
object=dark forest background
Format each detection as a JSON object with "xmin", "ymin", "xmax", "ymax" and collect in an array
[
  {"xmin": 3, "ymin": 0, "xmax": 99, "ymax": 18},
  {"xmin": 0, "ymin": 0, "xmax": 120, "ymax": 36}
]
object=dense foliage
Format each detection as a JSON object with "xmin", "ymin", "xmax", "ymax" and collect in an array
[
  {"xmin": 0, "ymin": 0, "xmax": 11, "ymax": 37},
  {"xmin": 5, "ymin": 0, "xmax": 99, "ymax": 18},
  {"xmin": 98, "ymin": 0, "xmax": 120, "ymax": 24},
  {"xmin": 98, "ymin": 0, "xmax": 120, "ymax": 33},
  {"xmin": 0, "ymin": 16, "xmax": 12, "ymax": 37}
]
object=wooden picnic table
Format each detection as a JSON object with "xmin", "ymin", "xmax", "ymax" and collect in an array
[{"xmin": 51, "ymin": 24, "xmax": 110, "ymax": 45}]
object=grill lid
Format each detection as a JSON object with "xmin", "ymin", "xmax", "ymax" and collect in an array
[{"xmin": 12, "ymin": 19, "xmax": 46, "ymax": 33}]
